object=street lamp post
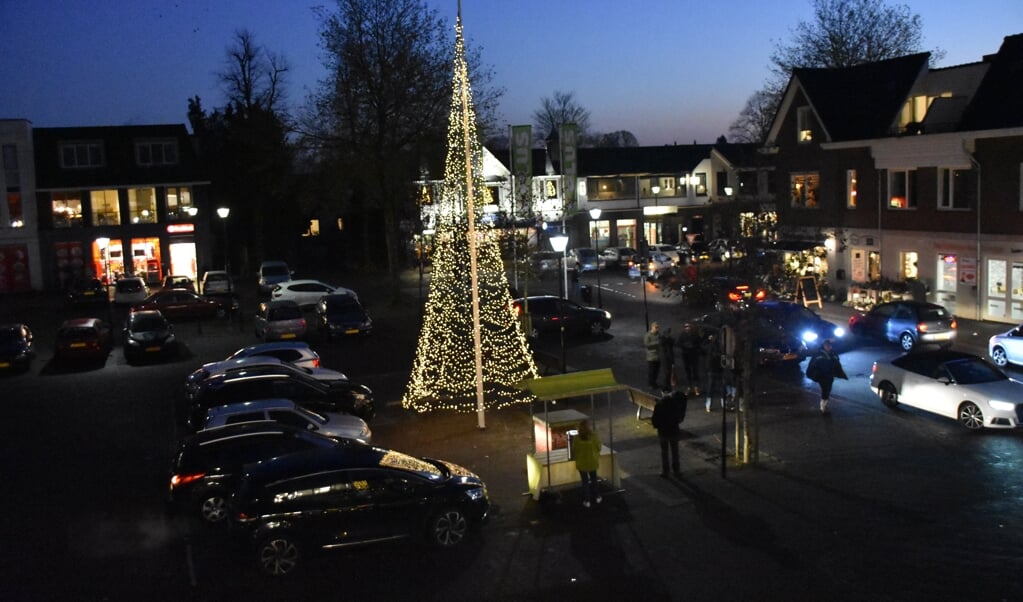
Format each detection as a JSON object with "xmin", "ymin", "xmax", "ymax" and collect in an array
[
  {"xmin": 549, "ymin": 232, "xmax": 570, "ymax": 373},
  {"xmin": 217, "ymin": 207, "xmax": 231, "ymax": 292},
  {"xmin": 589, "ymin": 207, "xmax": 602, "ymax": 307}
]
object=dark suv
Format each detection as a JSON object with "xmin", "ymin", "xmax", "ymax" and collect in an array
[
  {"xmin": 229, "ymin": 445, "xmax": 490, "ymax": 576},
  {"xmin": 185, "ymin": 366, "xmax": 375, "ymax": 429},
  {"xmin": 511, "ymin": 295, "xmax": 611, "ymax": 338},
  {"xmin": 167, "ymin": 422, "xmax": 352, "ymax": 525}
]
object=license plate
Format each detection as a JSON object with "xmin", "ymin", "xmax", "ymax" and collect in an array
[
  {"xmin": 0, "ymin": 362, "xmax": 10, "ymax": 368},
  {"xmin": 345, "ymin": 329, "xmax": 359, "ymax": 334},
  {"xmin": 83, "ymin": 291, "xmax": 95, "ymax": 296},
  {"xmin": 930, "ymin": 331, "xmax": 954, "ymax": 340},
  {"xmin": 281, "ymin": 333, "xmax": 296, "ymax": 339},
  {"xmin": 145, "ymin": 346, "xmax": 161, "ymax": 352},
  {"xmin": 782, "ymin": 352, "xmax": 800, "ymax": 361},
  {"xmin": 70, "ymin": 342, "xmax": 86, "ymax": 348}
]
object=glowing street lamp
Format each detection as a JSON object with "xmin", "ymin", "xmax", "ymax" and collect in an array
[
  {"xmin": 217, "ymin": 207, "xmax": 231, "ymax": 291},
  {"xmin": 589, "ymin": 207, "xmax": 602, "ymax": 307},
  {"xmin": 549, "ymin": 232, "xmax": 570, "ymax": 373}
]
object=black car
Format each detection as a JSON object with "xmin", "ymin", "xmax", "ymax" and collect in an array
[
  {"xmin": 229, "ymin": 445, "xmax": 490, "ymax": 576},
  {"xmin": 751, "ymin": 300, "xmax": 846, "ymax": 353},
  {"xmin": 66, "ymin": 277, "xmax": 108, "ymax": 305},
  {"xmin": 186, "ymin": 367, "xmax": 375, "ymax": 429},
  {"xmin": 315, "ymin": 293, "xmax": 372, "ymax": 339},
  {"xmin": 0, "ymin": 323, "xmax": 35, "ymax": 373},
  {"xmin": 511, "ymin": 295, "xmax": 611, "ymax": 338},
  {"xmin": 123, "ymin": 310, "xmax": 176, "ymax": 363},
  {"xmin": 167, "ymin": 422, "xmax": 353, "ymax": 525},
  {"xmin": 687, "ymin": 310, "xmax": 805, "ymax": 365}
]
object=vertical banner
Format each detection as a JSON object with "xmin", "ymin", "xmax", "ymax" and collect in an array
[
  {"xmin": 511, "ymin": 125, "xmax": 532, "ymax": 179},
  {"xmin": 559, "ymin": 123, "xmax": 578, "ymax": 206}
]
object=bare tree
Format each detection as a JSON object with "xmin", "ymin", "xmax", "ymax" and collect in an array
[
  {"xmin": 218, "ymin": 29, "xmax": 289, "ymax": 117},
  {"xmin": 729, "ymin": 0, "xmax": 944, "ymax": 143},
  {"xmin": 532, "ymin": 90, "xmax": 592, "ymax": 140}
]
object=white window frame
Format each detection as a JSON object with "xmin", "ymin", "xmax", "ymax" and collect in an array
[
  {"xmin": 887, "ymin": 169, "xmax": 916, "ymax": 209},
  {"xmin": 135, "ymin": 140, "xmax": 178, "ymax": 166},
  {"xmin": 60, "ymin": 141, "xmax": 104, "ymax": 168},
  {"xmin": 938, "ymin": 168, "xmax": 970, "ymax": 210}
]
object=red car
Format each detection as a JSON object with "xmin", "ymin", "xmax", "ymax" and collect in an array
[
  {"xmin": 132, "ymin": 289, "xmax": 237, "ymax": 321},
  {"xmin": 54, "ymin": 318, "xmax": 112, "ymax": 363}
]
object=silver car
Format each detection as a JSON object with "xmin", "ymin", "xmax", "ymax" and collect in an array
[
  {"xmin": 254, "ymin": 300, "xmax": 307, "ymax": 341},
  {"xmin": 202, "ymin": 398, "xmax": 372, "ymax": 443},
  {"xmin": 988, "ymin": 323, "xmax": 1023, "ymax": 367}
]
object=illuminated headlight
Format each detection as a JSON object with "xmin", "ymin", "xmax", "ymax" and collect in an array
[
  {"xmin": 801, "ymin": 331, "xmax": 819, "ymax": 344},
  {"xmin": 127, "ymin": 338, "xmax": 142, "ymax": 347},
  {"xmin": 833, "ymin": 327, "xmax": 846, "ymax": 338},
  {"xmin": 989, "ymin": 400, "xmax": 1015, "ymax": 412},
  {"xmin": 360, "ymin": 424, "xmax": 373, "ymax": 440},
  {"xmin": 603, "ymin": 311, "xmax": 611, "ymax": 320},
  {"xmin": 465, "ymin": 487, "xmax": 486, "ymax": 501}
]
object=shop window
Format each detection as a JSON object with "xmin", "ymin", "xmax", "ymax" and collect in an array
[
  {"xmin": 615, "ymin": 219, "xmax": 636, "ymax": 249},
  {"xmin": 166, "ymin": 187, "xmax": 194, "ymax": 220},
  {"xmin": 901, "ymin": 251, "xmax": 918, "ymax": 280},
  {"xmin": 128, "ymin": 188, "xmax": 158, "ymax": 224},
  {"xmin": 52, "ymin": 192, "xmax": 83, "ymax": 228},
  {"xmin": 887, "ymin": 169, "xmax": 917, "ymax": 209},
  {"xmin": 790, "ymin": 173, "xmax": 819, "ymax": 208},
  {"xmin": 846, "ymin": 169, "xmax": 857, "ymax": 209},
  {"xmin": 91, "ymin": 189, "xmax": 121, "ymax": 225}
]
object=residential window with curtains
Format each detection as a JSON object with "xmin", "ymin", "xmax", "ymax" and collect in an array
[
  {"xmin": 52, "ymin": 191, "xmax": 83, "ymax": 228},
  {"xmin": 91, "ymin": 189, "xmax": 121, "ymax": 225},
  {"xmin": 790, "ymin": 173, "xmax": 819, "ymax": 208},
  {"xmin": 938, "ymin": 168, "xmax": 974, "ymax": 210}
]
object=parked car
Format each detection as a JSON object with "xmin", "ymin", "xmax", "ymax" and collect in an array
[
  {"xmin": 848, "ymin": 301, "xmax": 957, "ymax": 351},
  {"xmin": 228, "ymin": 445, "xmax": 490, "ymax": 576},
  {"xmin": 566, "ymin": 248, "xmax": 599, "ymax": 272},
  {"xmin": 54, "ymin": 318, "xmax": 112, "ymax": 363},
  {"xmin": 0, "ymin": 323, "xmax": 35, "ymax": 373},
  {"xmin": 686, "ymin": 310, "xmax": 805, "ymax": 365},
  {"xmin": 185, "ymin": 356, "xmax": 348, "ymax": 396},
  {"xmin": 132, "ymin": 290, "xmax": 237, "ymax": 321},
  {"xmin": 186, "ymin": 368, "xmax": 375, "ymax": 428},
  {"xmin": 223, "ymin": 341, "xmax": 321, "ymax": 369},
  {"xmin": 641, "ymin": 253, "xmax": 676, "ymax": 280},
  {"xmin": 870, "ymin": 349, "xmax": 1023, "ymax": 430},
  {"xmin": 122, "ymin": 310, "xmax": 176, "ymax": 363},
  {"xmin": 257, "ymin": 260, "xmax": 292, "ymax": 295},
  {"xmin": 511, "ymin": 295, "xmax": 611, "ymax": 338},
  {"xmin": 161, "ymin": 274, "xmax": 195, "ymax": 293},
  {"xmin": 167, "ymin": 422, "xmax": 354, "ymax": 525},
  {"xmin": 599, "ymin": 246, "xmax": 637, "ymax": 268},
  {"xmin": 202, "ymin": 399, "xmax": 372, "ymax": 444},
  {"xmin": 707, "ymin": 239, "xmax": 744, "ymax": 261},
  {"xmin": 315, "ymin": 294, "xmax": 372, "ymax": 339},
  {"xmin": 533, "ymin": 251, "xmax": 561, "ymax": 273},
  {"xmin": 987, "ymin": 323, "xmax": 1023, "ymax": 367},
  {"xmin": 271, "ymin": 279, "xmax": 358, "ymax": 309},
  {"xmin": 66, "ymin": 277, "xmax": 108, "ymax": 305},
  {"xmin": 200, "ymin": 270, "xmax": 233, "ymax": 295},
  {"xmin": 113, "ymin": 276, "xmax": 148, "ymax": 305},
  {"xmin": 648, "ymin": 244, "xmax": 681, "ymax": 265},
  {"xmin": 752, "ymin": 300, "xmax": 845, "ymax": 353},
  {"xmin": 681, "ymin": 276, "xmax": 767, "ymax": 310},
  {"xmin": 254, "ymin": 300, "xmax": 307, "ymax": 341},
  {"xmin": 689, "ymin": 241, "xmax": 712, "ymax": 263}
]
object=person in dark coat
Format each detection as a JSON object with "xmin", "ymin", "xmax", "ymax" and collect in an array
[
  {"xmin": 659, "ymin": 327, "xmax": 677, "ymax": 390},
  {"xmin": 806, "ymin": 339, "xmax": 847, "ymax": 413},
  {"xmin": 678, "ymin": 321, "xmax": 703, "ymax": 395},
  {"xmin": 651, "ymin": 390, "xmax": 687, "ymax": 477}
]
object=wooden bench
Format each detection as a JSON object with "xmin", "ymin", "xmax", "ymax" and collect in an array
[{"xmin": 628, "ymin": 387, "xmax": 659, "ymax": 420}]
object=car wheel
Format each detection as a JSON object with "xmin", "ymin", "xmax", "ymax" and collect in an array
[
  {"xmin": 589, "ymin": 321, "xmax": 605, "ymax": 335},
  {"xmin": 878, "ymin": 382, "xmax": 899, "ymax": 408},
  {"xmin": 257, "ymin": 534, "xmax": 300, "ymax": 576},
  {"xmin": 991, "ymin": 346, "xmax": 1008, "ymax": 367},
  {"xmin": 428, "ymin": 507, "xmax": 469, "ymax": 547},
  {"xmin": 958, "ymin": 401, "xmax": 984, "ymax": 430},
  {"xmin": 215, "ymin": 307, "xmax": 226, "ymax": 319},
  {"xmin": 198, "ymin": 492, "xmax": 228, "ymax": 524},
  {"xmin": 899, "ymin": 332, "xmax": 915, "ymax": 351}
]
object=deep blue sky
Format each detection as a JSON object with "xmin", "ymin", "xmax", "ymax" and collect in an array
[{"xmin": 1, "ymin": 1, "xmax": 1019, "ymax": 145}]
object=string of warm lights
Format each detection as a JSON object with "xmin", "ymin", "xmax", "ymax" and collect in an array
[{"xmin": 403, "ymin": 16, "xmax": 538, "ymax": 413}]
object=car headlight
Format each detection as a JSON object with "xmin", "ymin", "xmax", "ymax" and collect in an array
[
  {"xmin": 801, "ymin": 331, "xmax": 818, "ymax": 343},
  {"xmin": 465, "ymin": 487, "xmax": 486, "ymax": 501},
  {"xmin": 833, "ymin": 327, "xmax": 846, "ymax": 338},
  {"xmin": 989, "ymin": 400, "xmax": 1015, "ymax": 412}
]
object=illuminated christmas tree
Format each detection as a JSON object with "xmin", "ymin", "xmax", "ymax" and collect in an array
[{"xmin": 403, "ymin": 10, "xmax": 538, "ymax": 420}]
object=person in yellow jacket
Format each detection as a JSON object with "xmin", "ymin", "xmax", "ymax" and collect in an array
[{"xmin": 571, "ymin": 420, "xmax": 602, "ymax": 507}]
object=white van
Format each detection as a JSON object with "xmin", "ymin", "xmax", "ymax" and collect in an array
[{"xmin": 257, "ymin": 260, "xmax": 292, "ymax": 294}]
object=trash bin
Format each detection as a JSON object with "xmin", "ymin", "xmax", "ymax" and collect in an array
[{"xmin": 580, "ymin": 284, "xmax": 592, "ymax": 303}]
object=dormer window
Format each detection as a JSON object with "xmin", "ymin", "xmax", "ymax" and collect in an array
[
  {"xmin": 136, "ymin": 140, "xmax": 178, "ymax": 166},
  {"xmin": 797, "ymin": 106, "xmax": 815, "ymax": 143},
  {"xmin": 899, "ymin": 93, "xmax": 951, "ymax": 133},
  {"xmin": 60, "ymin": 141, "xmax": 104, "ymax": 168}
]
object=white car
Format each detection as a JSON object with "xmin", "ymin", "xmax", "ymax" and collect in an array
[
  {"xmin": 200, "ymin": 270, "xmax": 233, "ymax": 295},
  {"xmin": 870, "ymin": 349, "xmax": 1023, "ymax": 430},
  {"xmin": 202, "ymin": 399, "xmax": 372, "ymax": 443},
  {"xmin": 224, "ymin": 341, "xmax": 321, "ymax": 369},
  {"xmin": 644, "ymin": 253, "xmax": 676, "ymax": 279},
  {"xmin": 988, "ymin": 323, "xmax": 1023, "ymax": 367},
  {"xmin": 271, "ymin": 279, "xmax": 358, "ymax": 308},
  {"xmin": 647, "ymin": 244, "xmax": 681, "ymax": 265},
  {"xmin": 113, "ymin": 277, "xmax": 148, "ymax": 305}
]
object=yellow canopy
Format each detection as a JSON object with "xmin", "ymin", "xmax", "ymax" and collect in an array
[{"xmin": 515, "ymin": 368, "xmax": 626, "ymax": 401}]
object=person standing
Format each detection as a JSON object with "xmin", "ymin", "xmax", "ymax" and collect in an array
[
  {"xmin": 651, "ymin": 390, "xmax": 686, "ymax": 477},
  {"xmin": 703, "ymin": 329, "xmax": 726, "ymax": 412},
  {"xmin": 571, "ymin": 420, "xmax": 602, "ymax": 507},
  {"xmin": 645, "ymin": 322, "xmax": 662, "ymax": 390},
  {"xmin": 678, "ymin": 321, "xmax": 703, "ymax": 395},
  {"xmin": 659, "ymin": 327, "xmax": 677, "ymax": 390},
  {"xmin": 806, "ymin": 339, "xmax": 847, "ymax": 413}
]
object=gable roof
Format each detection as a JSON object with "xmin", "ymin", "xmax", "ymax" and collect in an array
[
  {"xmin": 487, "ymin": 143, "xmax": 762, "ymax": 178},
  {"xmin": 791, "ymin": 53, "xmax": 930, "ymax": 142},
  {"xmin": 959, "ymin": 33, "xmax": 1023, "ymax": 131}
]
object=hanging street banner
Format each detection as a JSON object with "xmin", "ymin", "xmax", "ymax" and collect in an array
[
  {"xmin": 559, "ymin": 122, "xmax": 578, "ymax": 205},
  {"xmin": 511, "ymin": 125, "xmax": 532, "ymax": 179}
]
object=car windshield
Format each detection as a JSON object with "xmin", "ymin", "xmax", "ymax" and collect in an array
[
  {"xmin": 206, "ymin": 274, "xmax": 227, "ymax": 281},
  {"xmin": 943, "ymin": 358, "xmax": 1005, "ymax": 384},
  {"xmin": 0, "ymin": 327, "xmax": 21, "ymax": 343},
  {"xmin": 921, "ymin": 307, "xmax": 951, "ymax": 320},
  {"xmin": 131, "ymin": 315, "xmax": 165, "ymax": 330},
  {"xmin": 263, "ymin": 265, "xmax": 289, "ymax": 276},
  {"xmin": 378, "ymin": 450, "xmax": 444, "ymax": 481},
  {"xmin": 269, "ymin": 305, "xmax": 302, "ymax": 320},
  {"xmin": 294, "ymin": 405, "xmax": 327, "ymax": 425},
  {"xmin": 575, "ymin": 249, "xmax": 596, "ymax": 258},
  {"xmin": 117, "ymin": 280, "xmax": 143, "ymax": 292}
]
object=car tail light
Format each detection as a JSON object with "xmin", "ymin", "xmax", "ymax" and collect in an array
[
  {"xmin": 917, "ymin": 322, "xmax": 927, "ymax": 332},
  {"xmin": 170, "ymin": 472, "xmax": 206, "ymax": 489},
  {"xmin": 753, "ymin": 289, "xmax": 766, "ymax": 302},
  {"xmin": 871, "ymin": 362, "xmax": 878, "ymax": 375},
  {"xmin": 728, "ymin": 291, "xmax": 741, "ymax": 302},
  {"xmin": 311, "ymin": 357, "xmax": 321, "ymax": 368},
  {"xmin": 950, "ymin": 318, "xmax": 957, "ymax": 329}
]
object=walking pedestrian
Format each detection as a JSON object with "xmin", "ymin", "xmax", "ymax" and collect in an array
[
  {"xmin": 678, "ymin": 321, "xmax": 703, "ymax": 395},
  {"xmin": 645, "ymin": 322, "xmax": 661, "ymax": 390},
  {"xmin": 703, "ymin": 329, "xmax": 726, "ymax": 412},
  {"xmin": 571, "ymin": 420, "xmax": 602, "ymax": 507},
  {"xmin": 805, "ymin": 339, "xmax": 847, "ymax": 413},
  {"xmin": 660, "ymin": 327, "xmax": 677, "ymax": 390},
  {"xmin": 651, "ymin": 390, "xmax": 686, "ymax": 477}
]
